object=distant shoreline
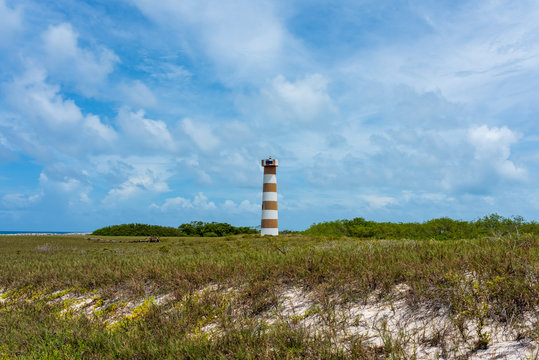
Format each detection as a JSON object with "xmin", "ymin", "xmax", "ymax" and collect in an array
[{"xmin": 0, "ymin": 232, "xmax": 91, "ymax": 236}]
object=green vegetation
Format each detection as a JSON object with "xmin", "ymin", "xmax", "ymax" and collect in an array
[
  {"xmin": 0, "ymin": 230, "xmax": 538, "ymax": 358},
  {"xmin": 92, "ymin": 223, "xmax": 182, "ymax": 236},
  {"xmin": 177, "ymin": 221, "xmax": 257, "ymax": 237},
  {"xmin": 305, "ymin": 214, "xmax": 539, "ymax": 240},
  {"xmin": 92, "ymin": 221, "xmax": 257, "ymax": 237}
]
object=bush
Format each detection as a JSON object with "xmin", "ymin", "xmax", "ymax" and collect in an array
[
  {"xmin": 93, "ymin": 221, "xmax": 258, "ymax": 237},
  {"xmin": 304, "ymin": 214, "xmax": 539, "ymax": 240},
  {"xmin": 178, "ymin": 221, "xmax": 257, "ymax": 237},
  {"xmin": 92, "ymin": 224, "xmax": 182, "ymax": 236}
]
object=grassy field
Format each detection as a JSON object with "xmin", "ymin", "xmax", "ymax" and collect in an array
[{"xmin": 1, "ymin": 233, "xmax": 538, "ymax": 359}]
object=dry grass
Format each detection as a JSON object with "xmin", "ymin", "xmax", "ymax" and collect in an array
[{"xmin": 0, "ymin": 233, "xmax": 538, "ymax": 358}]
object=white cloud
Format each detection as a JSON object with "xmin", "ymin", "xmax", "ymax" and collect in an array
[
  {"xmin": 339, "ymin": 2, "xmax": 539, "ymax": 112},
  {"xmin": 38, "ymin": 171, "xmax": 80, "ymax": 192},
  {"xmin": 360, "ymin": 195, "xmax": 398, "ymax": 209},
  {"xmin": 2, "ymin": 1, "xmax": 538, "ymax": 229},
  {"xmin": 41, "ymin": 23, "xmax": 119, "ymax": 95},
  {"xmin": 1, "ymin": 68, "xmax": 117, "ymax": 158},
  {"xmin": 116, "ymin": 80, "xmax": 157, "ymax": 108},
  {"xmin": 468, "ymin": 125, "xmax": 526, "ymax": 180},
  {"xmin": 117, "ymin": 108, "xmax": 175, "ymax": 151},
  {"xmin": 260, "ymin": 74, "xmax": 336, "ymax": 122},
  {"xmin": 220, "ymin": 120, "xmax": 253, "ymax": 142},
  {"xmin": 181, "ymin": 118, "xmax": 220, "ymax": 152},
  {"xmin": 156, "ymin": 197, "xmax": 193, "ymax": 212},
  {"xmin": 90, "ymin": 156, "xmax": 134, "ymax": 186},
  {"xmin": 83, "ymin": 115, "xmax": 117, "ymax": 144},
  {"xmin": 468, "ymin": 125, "xmax": 519, "ymax": 160},
  {"xmin": 103, "ymin": 165, "xmax": 170, "ymax": 204},
  {"xmin": 223, "ymin": 199, "xmax": 258, "ymax": 213},
  {"xmin": 104, "ymin": 175, "xmax": 167, "ymax": 203},
  {"xmin": 212, "ymin": 150, "xmax": 260, "ymax": 186},
  {"xmin": 38, "ymin": 171, "xmax": 92, "ymax": 207},
  {"xmin": 1, "ymin": 193, "xmax": 41, "ymax": 209},
  {"xmin": 4, "ymin": 67, "xmax": 82, "ymax": 128},
  {"xmin": 419, "ymin": 193, "xmax": 452, "ymax": 202},
  {"xmin": 193, "ymin": 192, "xmax": 217, "ymax": 210},
  {"xmin": 0, "ymin": 127, "xmax": 17, "ymax": 161},
  {"xmin": 42, "ymin": 23, "xmax": 78, "ymax": 57},
  {"xmin": 98, "ymin": 155, "xmax": 174, "ymax": 207},
  {"xmin": 132, "ymin": 0, "xmax": 298, "ymax": 81},
  {"xmin": 0, "ymin": 0, "xmax": 21, "ymax": 46},
  {"xmin": 153, "ymin": 192, "xmax": 217, "ymax": 212},
  {"xmin": 139, "ymin": 59, "xmax": 192, "ymax": 81}
]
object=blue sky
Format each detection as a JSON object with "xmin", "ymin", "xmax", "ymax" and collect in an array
[{"xmin": 1, "ymin": 0, "xmax": 538, "ymax": 231}]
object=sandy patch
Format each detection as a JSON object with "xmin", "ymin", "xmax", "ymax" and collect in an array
[
  {"xmin": 1, "ymin": 284, "xmax": 537, "ymax": 359},
  {"xmin": 260, "ymin": 285, "xmax": 537, "ymax": 359}
]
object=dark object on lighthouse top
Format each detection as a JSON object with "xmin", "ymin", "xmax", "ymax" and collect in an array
[{"xmin": 261, "ymin": 157, "xmax": 279, "ymax": 167}]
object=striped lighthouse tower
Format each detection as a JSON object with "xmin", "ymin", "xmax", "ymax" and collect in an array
[{"xmin": 261, "ymin": 157, "xmax": 278, "ymax": 236}]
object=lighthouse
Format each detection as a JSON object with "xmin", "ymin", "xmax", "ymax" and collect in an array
[{"xmin": 261, "ymin": 157, "xmax": 278, "ymax": 236}]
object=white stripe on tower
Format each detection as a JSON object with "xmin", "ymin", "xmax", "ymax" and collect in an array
[
  {"xmin": 262, "ymin": 192, "xmax": 278, "ymax": 202},
  {"xmin": 262, "ymin": 210, "xmax": 278, "ymax": 219},
  {"xmin": 263, "ymin": 174, "xmax": 276, "ymax": 183},
  {"xmin": 261, "ymin": 157, "xmax": 278, "ymax": 236}
]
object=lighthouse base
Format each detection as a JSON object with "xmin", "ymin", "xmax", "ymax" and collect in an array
[{"xmin": 261, "ymin": 228, "xmax": 279, "ymax": 236}]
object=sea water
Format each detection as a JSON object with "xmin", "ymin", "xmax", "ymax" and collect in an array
[{"xmin": 0, "ymin": 231, "xmax": 89, "ymax": 235}]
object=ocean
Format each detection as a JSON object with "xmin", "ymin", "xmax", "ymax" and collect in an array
[{"xmin": 0, "ymin": 231, "xmax": 89, "ymax": 235}]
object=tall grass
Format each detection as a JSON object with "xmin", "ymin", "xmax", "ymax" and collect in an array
[{"xmin": 0, "ymin": 232, "xmax": 537, "ymax": 358}]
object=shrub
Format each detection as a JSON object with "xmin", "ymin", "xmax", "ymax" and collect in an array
[
  {"xmin": 304, "ymin": 214, "xmax": 539, "ymax": 240},
  {"xmin": 93, "ymin": 221, "xmax": 258, "ymax": 237},
  {"xmin": 92, "ymin": 224, "xmax": 182, "ymax": 236},
  {"xmin": 178, "ymin": 221, "xmax": 257, "ymax": 237}
]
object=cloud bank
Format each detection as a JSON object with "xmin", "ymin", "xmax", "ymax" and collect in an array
[{"xmin": 0, "ymin": 0, "xmax": 537, "ymax": 231}]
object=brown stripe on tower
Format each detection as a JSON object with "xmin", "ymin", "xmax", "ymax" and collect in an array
[
  {"xmin": 263, "ymin": 183, "xmax": 277, "ymax": 192},
  {"xmin": 261, "ymin": 219, "xmax": 278, "ymax": 228},
  {"xmin": 262, "ymin": 201, "xmax": 278, "ymax": 210},
  {"xmin": 261, "ymin": 157, "xmax": 279, "ymax": 236}
]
